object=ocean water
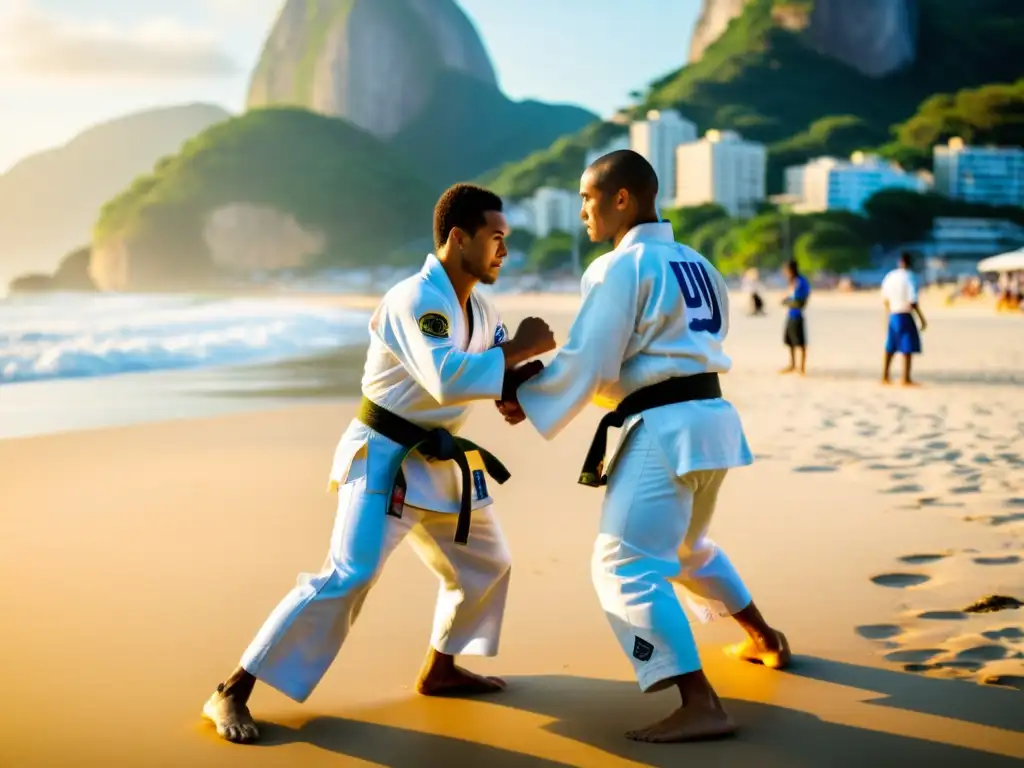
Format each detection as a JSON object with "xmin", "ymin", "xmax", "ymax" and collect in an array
[{"xmin": 0, "ymin": 292, "xmax": 370, "ymax": 385}]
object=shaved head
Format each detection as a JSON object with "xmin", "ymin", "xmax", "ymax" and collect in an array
[{"xmin": 586, "ymin": 149, "xmax": 659, "ymax": 212}]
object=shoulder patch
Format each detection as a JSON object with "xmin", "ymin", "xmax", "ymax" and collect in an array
[
  {"xmin": 418, "ymin": 312, "xmax": 450, "ymax": 339},
  {"xmin": 493, "ymin": 322, "xmax": 508, "ymax": 346}
]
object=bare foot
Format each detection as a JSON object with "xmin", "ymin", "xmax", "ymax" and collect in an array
[
  {"xmin": 416, "ymin": 665, "xmax": 506, "ymax": 697},
  {"xmin": 779, "ymin": 367, "xmax": 795, "ymax": 375},
  {"xmin": 725, "ymin": 629, "xmax": 792, "ymax": 669},
  {"xmin": 881, "ymin": 378, "xmax": 892, "ymax": 386},
  {"xmin": 901, "ymin": 380, "xmax": 921, "ymax": 388},
  {"xmin": 626, "ymin": 701, "xmax": 736, "ymax": 743},
  {"xmin": 202, "ymin": 684, "xmax": 260, "ymax": 743}
]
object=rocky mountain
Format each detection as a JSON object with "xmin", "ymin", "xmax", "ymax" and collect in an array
[
  {"xmin": 90, "ymin": 108, "xmax": 435, "ymax": 291},
  {"xmin": 0, "ymin": 104, "xmax": 231, "ymax": 283},
  {"xmin": 246, "ymin": 0, "xmax": 595, "ymax": 186},
  {"xmin": 689, "ymin": 0, "xmax": 748, "ymax": 64},
  {"xmin": 690, "ymin": 0, "xmax": 917, "ymax": 78},
  {"xmin": 248, "ymin": 0, "xmax": 496, "ymax": 139},
  {"xmin": 485, "ymin": 0, "xmax": 1022, "ymax": 198}
]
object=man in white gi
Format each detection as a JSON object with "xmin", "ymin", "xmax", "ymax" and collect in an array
[
  {"xmin": 880, "ymin": 251, "xmax": 927, "ymax": 386},
  {"xmin": 499, "ymin": 150, "xmax": 790, "ymax": 743},
  {"xmin": 203, "ymin": 183, "xmax": 555, "ymax": 743}
]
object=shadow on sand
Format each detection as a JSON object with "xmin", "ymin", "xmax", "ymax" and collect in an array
[{"xmin": 250, "ymin": 659, "xmax": 1022, "ymax": 767}]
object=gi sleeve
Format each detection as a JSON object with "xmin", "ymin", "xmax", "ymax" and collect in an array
[
  {"xmin": 377, "ymin": 286, "xmax": 505, "ymax": 406},
  {"xmin": 516, "ymin": 256, "xmax": 638, "ymax": 440}
]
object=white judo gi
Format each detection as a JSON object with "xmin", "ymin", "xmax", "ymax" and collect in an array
[
  {"xmin": 240, "ymin": 254, "xmax": 514, "ymax": 703},
  {"xmin": 517, "ymin": 222, "xmax": 754, "ymax": 693}
]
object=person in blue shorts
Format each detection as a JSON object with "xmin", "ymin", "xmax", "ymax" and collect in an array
[
  {"xmin": 881, "ymin": 251, "xmax": 927, "ymax": 385},
  {"xmin": 780, "ymin": 260, "xmax": 810, "ymax": 375}
]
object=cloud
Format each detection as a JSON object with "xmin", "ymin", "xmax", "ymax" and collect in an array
[{"xmin": 0, "ymin": 1, "xmax": 239, "ymax": 79}]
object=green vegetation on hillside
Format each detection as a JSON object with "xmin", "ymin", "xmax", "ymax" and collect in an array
[
  {"xmin": 94, "ymin": 108, "xmax": 435, "ymax": 289},
  {"xmin": 393, "ymin": 72, "xmax": 596, "ymax": 188},
  {"xmin": 484, "ymin": 0, "xmax": 1024, "ymax": 198},
  {"xmin": 878, "ymin": 78, "xmax": 1024, "ymax": 169}
]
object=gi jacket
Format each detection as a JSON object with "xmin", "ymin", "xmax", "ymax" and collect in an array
[
  {"xmin": 517, "ymin": 222, "xmax": 753, "ymax": 478},
  {"xmin": 328, "ymin": 254, "xmax": 508, "ymax": 513}
]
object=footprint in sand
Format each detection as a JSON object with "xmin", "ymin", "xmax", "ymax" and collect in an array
[
  {"xmin": 885, "ymin": 648, "xmax": 944, "ymax": 663},
  {"xmin": 982, "ymin": 627, "xmax": 1024, "ymax": 642},
  {"xmin": 1004, "ymin": 498, "xmax": 1024, "ymax": 508},
  {"xmin": 890, "ymin": 472, "xmax": 916, "ymax": 480},
  {"xmin": 950, "ymin": 484, "xmax": 982, "ymax": 495},
  {"xmin": 974, "ymin": 512, "xmax": 1024, "ymax": 527},
  {"xmin": 973, "ymin": 555, "xmax": 1022, "ymax": 566},
  {"xmin": 856, "ymin": 624, "xmax": 904, "ymax": 640},
  {"xmin": 872, "ymin": 573, "xmax": 931, "ymax": 588},
  {"xmin": 925, "ymin": 441, "xmax": 951, "ymax": 451},
  {"xmin": 918, "ymin": 610, "xmax": 967, "ymax": 620},
  {"xmin": 983, "ymin": 674, "xmax": 1024, "ymax": 690},
  {"xmin": 957, "ymin": 644, "xmax": 1010, "ymax": 663},
  {"xmin": 899, "ymin": 553, "xmax": 949, "ymax": 565},
  {"xmin": 793, "ymin": 465, "xmax": 838, "ymax": 473},
  {"xmin": 885, "ymin": 483, "xmax": 925, "ymax": 494}
]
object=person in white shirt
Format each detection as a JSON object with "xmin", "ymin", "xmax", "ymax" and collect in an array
[
  {"xmin": 499, "ymin": 150, "xmax": 789, "ymax": 744},
  {"xmin": 880, "ymin": 251, "xmax": 927, "ymax": 385},
  {"xmin": 202, "ymin": 184, "xmax": 555, "ymax": 744}
]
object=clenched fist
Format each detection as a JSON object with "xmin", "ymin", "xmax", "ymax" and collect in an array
[{"xmin": 513, "ymin": 316, "xmax": 555, "ymax": 356}]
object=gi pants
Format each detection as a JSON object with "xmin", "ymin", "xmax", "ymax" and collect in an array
[
  {"xmin": 593, "ymin": 421, "xmax": 752, "ymax": 692},
  {"xmin": 239, "ymin": 471, "xmax": 512, "ymax": 703}
]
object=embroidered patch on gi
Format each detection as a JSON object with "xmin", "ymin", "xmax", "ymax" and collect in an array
[
  {"xmin": 633, "ymin": 636, "xmax": 655, "ymax": 662},
  {"xmin": 418, "ymin": 312, "xmax": 450, "ymax": 339},
  {"xmin": 493, "ymin": 322, "xmax": 508, "ymax": 345},
  {"xmin": 472, "ymin": 469, "xmax": 488, "ymax": 500}
]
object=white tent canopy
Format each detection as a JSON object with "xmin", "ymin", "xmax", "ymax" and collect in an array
[{"xmin": 977, "ymin": 247, "xmax": 1024, "ymax": 273}]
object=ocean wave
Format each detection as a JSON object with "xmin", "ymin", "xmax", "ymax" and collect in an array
[{"xmin": 0, "ymin": 293, "xmax": 370, "ymax": 384}]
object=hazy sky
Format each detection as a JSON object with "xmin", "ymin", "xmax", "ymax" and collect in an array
[{"xmin": 0, "ymin": 0, "xmax": 702, "ymax": 172}]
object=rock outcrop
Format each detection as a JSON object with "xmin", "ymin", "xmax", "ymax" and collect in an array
[
  {"xmin": 247, "ymin": 0, "xmax": 497, "ymax": 140},
  {"xmin": 688, "ymin": 0, "xmax": 749, "ymax": 64},
  {"xmin": 8, "ymin": 246, "xmax": 96, "ymax": 294},
  {"xmin": 689, "ymin": 0, "xmax": 917, "ymax": 78},
  {"xmin": 805, "ymin": 0, "xmax": 917, "ymax": 78},
  {"xmin": 90, "ymin": 108, "xmax": 436, "ymax": 292},
  {"xmin": 203, "ymin": 204, "xmax": 325, "ymax": 273}
]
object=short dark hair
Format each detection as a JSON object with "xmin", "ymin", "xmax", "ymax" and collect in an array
[
  {"xmin": 785, "ymin": 259, "xmax": 799, "ymax": 276},
  {"xmin": 899, "ymin": 250, "xmax": 913, "ymax": 269},
  {"xmin": 433, "ymin": 183, "xmax": 503, "ymax": 251},
  {"xmin": 587, "ymin": 149, "xmax": 659, "ymax": 210}
]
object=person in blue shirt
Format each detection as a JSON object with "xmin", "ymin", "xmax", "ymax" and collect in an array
[{"xmin": 780, "ymin": 260, "xmax": 810, "ymax": 375}]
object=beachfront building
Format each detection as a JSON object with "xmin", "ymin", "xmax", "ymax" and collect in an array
[
  {"xmin": 629, "ymin": 109, "xmax": 698, "ymax": 209},
  {"xmin": 585, "ymin": 134, "xmax": 631, "ymax": 168},
  {"xmin": 673, "ymin": 130, "xmax": 767, "ymax": 218},
  {"xmin": 933, "ymin": 137, "xmax": 1024, "ymax": 208},
  {"xmin": 787, "ymin": 152, "xmax": 929, "ymax": 214},
  {"xmin": 513, "ymin": 186, "xmax": 578, "ymax": 238},
  {"xmin": 503, "ymin": 200, "xmax": 535, "ymax": 235}
]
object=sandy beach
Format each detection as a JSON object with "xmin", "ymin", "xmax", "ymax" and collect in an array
[{"xmin": 1, "ymin": 290, "xmax": 1022, "ymax": 766}]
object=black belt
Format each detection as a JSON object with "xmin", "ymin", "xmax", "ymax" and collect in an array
[
  {"xmin": 578, "ymin": 373, "xmax": 722, "ymax": 487},
  {"xmin": 356, "ymin": 397, "xmax": 510, "ymax": 545}
]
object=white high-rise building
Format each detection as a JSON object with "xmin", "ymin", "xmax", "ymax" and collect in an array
[
  {"xmin": 529, "ymin": 187, "xmax": 577, "ymax": 237},
  {"xmin": 585, "ymin": 134, "xmax": 631, "ymax": 168},
  {"xmin": 673, "ymin": 130, "xmax": 767, "ymax": 218},
  {"xmin": 503, "ymin": 201, "xmax": 535, "ymax": 236},
  {"xmin": 789, "ymin": 152, "xmax": 928, "ymax": 214},
  {"xmin": 629, "ymin": 109, "xmax": 698, "ymax": 209},
  {"xmin": 933, "ymin": 137, "xmax": 1024, "ymax": 207}
]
